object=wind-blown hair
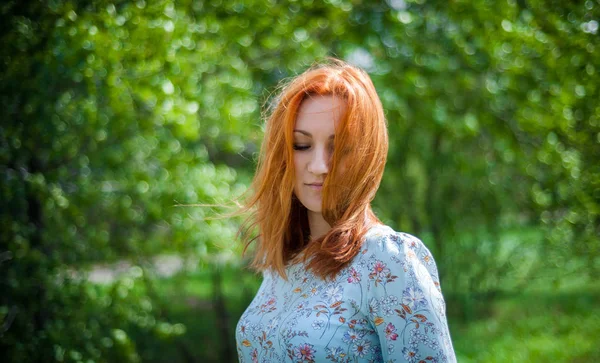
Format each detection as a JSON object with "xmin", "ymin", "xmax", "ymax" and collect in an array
[{"xmin": 240, "ymin": 58, "xmax": 388, "ymax": 279}]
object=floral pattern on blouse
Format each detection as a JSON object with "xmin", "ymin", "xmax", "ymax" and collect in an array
[{"xmin": 236, "ymin": 225, "xmax": 456, "ymax": 363}]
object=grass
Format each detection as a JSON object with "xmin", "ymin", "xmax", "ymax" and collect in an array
[{"xmin": 452, "ymin": 288, "xmax": 600, "ymax": 362}]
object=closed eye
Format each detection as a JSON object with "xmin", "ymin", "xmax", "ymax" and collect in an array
[{"xmin": 293, "ymin": 144, "xmax": 310, "ymax": 151}]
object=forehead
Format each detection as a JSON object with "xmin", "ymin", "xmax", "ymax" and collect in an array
[{"xmin": 295, "ymin": 95, "xmax": 346, "ymax": 131}]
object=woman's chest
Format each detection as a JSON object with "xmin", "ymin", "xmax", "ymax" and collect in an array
[{"xmin": 236, "ymin": 266, "xmax": 382, "ymax": 362}]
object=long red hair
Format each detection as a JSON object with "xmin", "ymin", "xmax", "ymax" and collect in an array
[{"xmin": 240, "ymin": 58, "xmax": 388, "ymax": 279}]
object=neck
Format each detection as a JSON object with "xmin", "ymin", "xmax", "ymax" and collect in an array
[{"xmin": 307, "ymin": 211, "xmax": 332, "ymax": 241}]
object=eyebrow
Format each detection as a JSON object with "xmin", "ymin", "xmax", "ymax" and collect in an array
[{"xmin": 293, "ymin": 130, "xmax": 335, "ymax": 139}]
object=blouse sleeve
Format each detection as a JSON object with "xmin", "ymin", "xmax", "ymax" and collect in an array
[{"xmin": 360, "ymin": 230, "xmax": 456, "ymax": 363}]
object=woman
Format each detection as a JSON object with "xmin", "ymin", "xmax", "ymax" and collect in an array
[{"xmin": 235, "ymin": 59, "xmax": 456, "ymax": 362}]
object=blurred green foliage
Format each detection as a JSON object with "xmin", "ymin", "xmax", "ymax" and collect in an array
[{"xmin": 1, "ymin": 0, "xmax": 598, "ymax": 362}]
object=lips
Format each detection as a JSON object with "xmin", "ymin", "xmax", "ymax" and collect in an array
[{"xmin": 305, "ymin": 183, "xmax": 323, "ymax": 191}]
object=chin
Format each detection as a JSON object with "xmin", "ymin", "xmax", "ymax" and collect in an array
[
  {"xmin": 297, "ymin": 198, "xmax": 321, "ymax": 214},
  {"xmin": 295, "ymin": 192, "xmax": 322, "ymax": 214},
  {"xmin": 305, "ymin": 202, "xmax": 322, "ymax": 214}
]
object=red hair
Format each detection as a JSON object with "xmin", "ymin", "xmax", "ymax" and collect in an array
[{"xmin": 240, "ymin": 58, "xmax": 388, "ymax": 279}]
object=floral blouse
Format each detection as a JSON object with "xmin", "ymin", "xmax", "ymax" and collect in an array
[{"xmin": 236, "ymin": 225, "xmax": 456, "ymax": 362}]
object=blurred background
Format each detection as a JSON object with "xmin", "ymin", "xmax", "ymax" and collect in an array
[{"xmin": 1, "ymin": 0, "xmax": 599, "ymax": 362}]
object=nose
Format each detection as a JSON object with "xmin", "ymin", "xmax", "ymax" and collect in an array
[{"xmin": 307, "ymin": 146, "xmax": 330, "ymax": 175}]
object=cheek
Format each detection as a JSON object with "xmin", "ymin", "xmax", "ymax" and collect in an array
[
  {"xmin": 293, "ymin": 154, "xmax": 304, "ymax": 185},
  {"xmin": 293, "ymin": 153, "xmax": 307, "ymax": 173}
]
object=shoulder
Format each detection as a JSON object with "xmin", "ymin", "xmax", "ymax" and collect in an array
[
  {"xmin": 358, "ymin": 224, "xmax": 441, "ymax": 288},
  {"xmin": 361, "ymin": 224, "xmax": 429, "ymax": 260}
]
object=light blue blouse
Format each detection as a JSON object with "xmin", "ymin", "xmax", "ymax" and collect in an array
[{"xmin": 236, "ymin": 224, "xmax": 456, "ymax": 362}]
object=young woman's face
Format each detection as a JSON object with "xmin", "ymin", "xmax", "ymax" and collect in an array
[{"xmin": 293, "ymin": 95, "xmax": 346, "ymax": 214}]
